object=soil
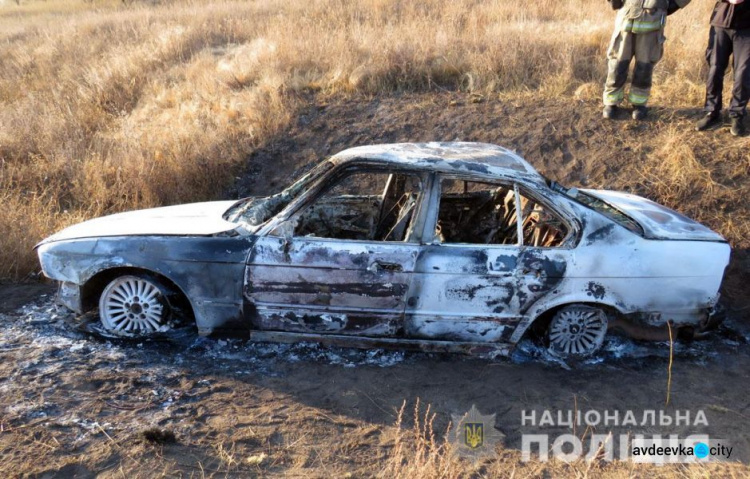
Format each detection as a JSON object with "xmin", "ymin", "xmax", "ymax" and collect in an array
[{"xmin": 2, "ymin": 93, "xmax": 749, "ymax": 477}]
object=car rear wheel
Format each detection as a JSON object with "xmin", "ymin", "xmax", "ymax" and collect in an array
[
  {"xmin": 547, "ymin": 305, "xmax": 608, "ymax": 358},
  {"xmin": 99, "ymin": 275, "xmax": 171, "ymax": 336}
]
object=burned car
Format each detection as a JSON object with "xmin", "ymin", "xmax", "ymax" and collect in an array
[{"xmin": 37, "ymin": 142, "xmax": 730, "ymax": 358}]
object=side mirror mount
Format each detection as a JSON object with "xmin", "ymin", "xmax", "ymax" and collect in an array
[{"xmin": 270, "ymin": 219, "xmax": 296, "ymax": 246}]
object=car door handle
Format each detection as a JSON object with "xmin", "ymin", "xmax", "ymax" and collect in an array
[{"xmin": 368, "ymin": 261, "xmax": 403, "ymax": 273}]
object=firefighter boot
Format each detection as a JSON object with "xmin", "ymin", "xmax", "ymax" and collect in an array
[{"xmin": 632, "ymin": 105, "xmax": 648, "ymax": 121}]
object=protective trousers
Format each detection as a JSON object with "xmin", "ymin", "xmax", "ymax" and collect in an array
[{"xmin": 603, "ymin": 29, "xmax": 664, "ymax": 106}]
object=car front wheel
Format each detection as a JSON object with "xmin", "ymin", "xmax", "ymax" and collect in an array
[
  {"xmin": 547, "ymin": 305, "xmax": 608, "ymax": 358},
  {"xmin": 98, "ymin": 275, "xmax": 172, "ymax": 336}
]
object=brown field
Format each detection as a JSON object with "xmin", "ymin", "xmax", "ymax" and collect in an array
[
  {"xmin": 2, "ymin": 0, "xmax": 750, "ymax": 477},
  {"xmin": 1, "ymin": 0, "xmax": 749, "ymax": 279}
]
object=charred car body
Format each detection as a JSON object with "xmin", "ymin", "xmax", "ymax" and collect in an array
[{"xmin": 37, "ymin": 142, "xmax": 730, "ymax": 358}]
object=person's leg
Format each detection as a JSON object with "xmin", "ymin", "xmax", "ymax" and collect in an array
[
  {"xmin": 629, "ymin": 30, "xmax": 662, "ymax": 110},
  {"xmin": 697, "ymin": 26, "xmax": 731, "ymax": 130},
  {"xmin": 704, "ymin": 26, "xmax": 732, "ymax": 114},
  {"xmin": 603, "ymin": 30, "xmax": 634, "ymax": 116},
  {"xmin": 728, "ymin": 29, "xmax": 750, "ymax": 136},
  {"xmin": 728, "ymin": 28, "xmax": 750, "ymax": 117},
  {"xmin": 626, "ymin": 30, "xmax": 662, "ymax": 120}
]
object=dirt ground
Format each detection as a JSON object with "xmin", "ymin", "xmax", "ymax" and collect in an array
[{"xmin": 2, "ymin": 94, "xmax": 750, "ymax": 477}]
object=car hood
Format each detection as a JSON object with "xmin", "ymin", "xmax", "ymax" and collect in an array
[
  {"xmin": 39, "ymin": 201, "xmax": 239, "ymax": 244},
  {"xmin": 581, "ymin": 189, "xmax": 726, "ymax": 242}
]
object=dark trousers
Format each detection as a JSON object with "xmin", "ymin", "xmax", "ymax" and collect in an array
[{"xmin": 704, "ymin": 26, "xmax": 750, "ymax": 118}]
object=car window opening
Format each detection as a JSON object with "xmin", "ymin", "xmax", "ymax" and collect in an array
[
  {"xmin": 547, "ymin": 179, "xmax": 644, "ymax": 236},
  {"xmin": 293, "ymin": 170, "xmax": 423, "ymax": 242},
  {"xmin": 436, "ymin": 179, "xmax": 568, "ymax": 247}
]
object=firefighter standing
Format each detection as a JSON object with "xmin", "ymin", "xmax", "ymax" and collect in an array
[
  {"xmin": 695, "ymin": 0, "xmax": 750, "ymax": 136},
  {"xmin": 603, "ymin": 0, "xmax": 691, "ymax": 120}
]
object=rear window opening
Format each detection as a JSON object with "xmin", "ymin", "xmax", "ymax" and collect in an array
[
  {"xmin": 547, "ymin": 180, "xmax": 643, "ymax": 236},
  {"xmin": 575, "ymin": 192, "xmax": 643, "ymax": 236},
  {"xmin": 436, "ymin": 179, "xmax": 569, "ymax": 247}
]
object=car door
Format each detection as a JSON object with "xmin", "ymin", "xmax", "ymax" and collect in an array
[
  {"xmin": 244, "ymin": 167, "xmax": 427, "ymax": 337},
  {"xmin": 405, "ymin": 176, "xmax": 572, "ymax": 343}
]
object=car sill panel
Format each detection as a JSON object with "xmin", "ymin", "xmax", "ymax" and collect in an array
[{"xmin": 248, "ymin": 330, "xmax": 511, "ymax": 356}]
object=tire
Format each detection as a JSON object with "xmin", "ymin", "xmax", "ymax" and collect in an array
[
  {"xmin": 547, "ymin": 305, "xmax": 608, "ymax": 358},
  {"xmin": 98, "ymin": 275, "xmax": 172, "ymax": 337}
]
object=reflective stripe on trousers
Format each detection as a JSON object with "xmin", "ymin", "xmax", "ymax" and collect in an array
[
  {"xmin": 603, "ymin": 29, "xmax": 664, "ymax": 106},
  {"xmin": 628, "ymin": 89, "xmax": 650, "ymax": 105},
  {"xmin": 622, "ymin": 19, "xmax": 663, "ymax": 34}
]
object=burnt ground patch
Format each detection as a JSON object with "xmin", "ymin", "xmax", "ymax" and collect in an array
[{"xmin": 1, "ymin": 290, "xmax": 749, "ymax": 476}]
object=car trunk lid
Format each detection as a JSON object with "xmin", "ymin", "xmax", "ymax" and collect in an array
[{"xmin": 581, "ymin": 189, "xmax": 726, "ymax": 242}]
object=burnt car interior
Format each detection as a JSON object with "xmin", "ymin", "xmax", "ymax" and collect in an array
[
  {"xmin": 293, "ymin": 168, "xmax": 423, "ymax": 242},
  {"xmin": 436, "ymin": 179, "xmax": 569, "ymax": 247}
]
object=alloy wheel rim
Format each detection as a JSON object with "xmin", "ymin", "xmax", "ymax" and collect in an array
[
  {"xmin": 101, "ymin": 277, "xmax": 166, "ymax": 335},
  {"xmin": 548, "ymin": 307, "xmax": 607, "ymax": 356}
]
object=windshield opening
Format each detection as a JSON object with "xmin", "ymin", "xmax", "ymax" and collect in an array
[{"xmin": 226, "ymin": 161, "xmax": 334, "ymax": 227}]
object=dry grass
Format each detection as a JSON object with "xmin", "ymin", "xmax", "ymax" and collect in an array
[
  {"xmin": 633, "ymin": 127, "xmax": 750, "ymax": 246},
  {"xmin": 381, "ymin": 401, "xmax": 750, "ymax": 479},
  {"xmin": 380, "ymin": 400, "xmax": 463, "ymax": 479},
  {"xmin": 213, "ymin": 441, "xmax": 239, "ymax": 469},
  {"xmin": 0, "ymin": 0, "xmax": 726, "ymax": 279}
]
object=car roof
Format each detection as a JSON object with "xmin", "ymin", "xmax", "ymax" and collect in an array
[{"xmin": 328, "ymin": 142, "xmax": 544, "ymax": 184}]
